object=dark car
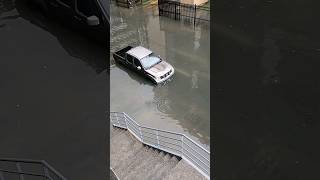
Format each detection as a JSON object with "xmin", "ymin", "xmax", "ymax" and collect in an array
[{"xmin": 33, "ymin": 0, "xmax": 109, "ymax": 44}]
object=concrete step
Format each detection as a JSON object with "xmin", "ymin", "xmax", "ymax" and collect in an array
[
  {"xmin": 144, "ymin": 151, "xmax": 173, "ymax": 180},
  {"xmin": 117, "ymin": 145, "xmax": 154, "ymax": 179},
  {"xmin": 110, "ymin": 130, "xmax": 204, "ymax": 180},
  {"xmin": 164, "ymin": 159, "xmax": 207, "ymax": 180},
  {"xmin": 110, "ymin": 126, "xmax": 126, "ymax": 139},
  {"xmin": 151, "ymin": 154, "xmax": 180, "ymax": 180},
  {"xmin": 122, "ymin": 147, "xmax": 167, "ymax": 180},
  {"xmin": 110, "ymin": 131, "xmax": 144, "ymax": 172}
]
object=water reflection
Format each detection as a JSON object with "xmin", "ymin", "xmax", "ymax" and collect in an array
[
  {"xmin": 110, "ymin": 2, "xmax": 210, "ymax": 147},
  {"xmin": 0, "ymin": 1, "xmax": 108, "ymax": 179},
  {"xmin": 8, "ymin": 0, "xmax": 108, "ymax": 74}
]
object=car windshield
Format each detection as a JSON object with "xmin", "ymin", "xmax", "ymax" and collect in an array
[{"xmin": 140, "ymin": 53, "xmax": 161, "ymax": 70}]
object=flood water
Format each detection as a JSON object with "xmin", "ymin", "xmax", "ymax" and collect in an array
[
  {"xmin": 214, "ymin": 0, "xmax": 320, "ymax": 179},
  {"xmin": 0, "ymin": 1, "xmax": 108, "ymax": 179},
  {"xmin": 110, "ymin": 2, "xmax": 210, "ymax": 148}
]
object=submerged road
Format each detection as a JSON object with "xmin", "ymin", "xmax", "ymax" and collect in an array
[
  {"xmin": 110, "ymin": 3, "xmax": 210, "ymax": 149},
  {"xmin": 0, "ymin": 1, "xmax": 108, "ymax": 179}
]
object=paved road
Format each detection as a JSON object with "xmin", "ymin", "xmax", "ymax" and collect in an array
[{"xmin": 0, "ymin": 1, "xmax": 108, "ymax": 179}]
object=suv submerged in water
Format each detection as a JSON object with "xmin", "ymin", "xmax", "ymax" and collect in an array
[{"xmin": 33, "ymin": 0, "xmax": 109, "ymax": 44}]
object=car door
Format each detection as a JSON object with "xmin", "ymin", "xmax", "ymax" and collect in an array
[
  {"xmin": 74, "ymin": 0, "xmax": 106, "ymax": 40},
  {"xmin": 49, "ymin": 0, "xmax": 75, "ymax": 21},
  {"xmin": 125, "ymin": 54, "xmax": 135, "ymax": 69},
  {"xmin": 133, "ymin": 58, "xmax": 144, "ymax": 74}
]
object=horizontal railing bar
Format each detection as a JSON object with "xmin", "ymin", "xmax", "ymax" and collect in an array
[
  {"xmin": 141, "ymin": 131, "xmax": 182, "ymax": 141},
  {"xmin": 0, "ymin": 169, "xmax": 48, "ymax": 178},
  {"xmin": 182, "ymin": 152, "xmax": 209, "ymax": 174},
  {"xmin": 110, "ymin": 111, "xmax": 210, "ymax": 179},
  {"xmin": 126, "ymin": 119, "xmax": 138, "ymax": 128},
  {"xmin": 158, "ymin": 134, "xmax": 181, "ymax": 141},
  {"xmin": 125, "ymin": 112, "xmax": 209, "ymax": 153},
  {"xmin": 183, "ymin": 136, "xmax": 210, "ymax": 154},
  {"xmin": 143, "ymin": 135, "xmax": 157, "ymax": 141},
  {"xmin": 142, "ymin": 135, "xmax": 182, "ymax": 149},
  {"xmin": 182, "ymin": 147, "xmax": 210, "ymax": 169},
  {"xmin": 123, "ymin": 113, "xmax": 140, "ymax": 126},
  {"xmin": 127, "ymin": 123, "xmax": 139, "ymax": 132},
  {"xmin": 41, "ymin": 161, "xmax": 67, "ymax": 180},
  {"xmin": 0, "ymin": 158, "xmax": 43, "ymax": 164},
  {"xmin": 183, "ymin": 142, "xmax": 210, "ymax": 162},
  {"xmin": 157, "ymin": 144, "xmax": 181, "ymax": 153},
  {"xmin": 128, "ymin": 124, "xmax": 139, "ymax": 132},
  {"xmin": 159, "ymin": 140, "xmax": 182, "ymax": 148}
]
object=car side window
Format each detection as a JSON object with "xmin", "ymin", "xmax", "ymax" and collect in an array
[
  {"xmin": 126, "ymin": 54, "xmax": 134, "ymax": 64},
  {"xmin": 134, "ymin": 58, "xmax": 141, "ymax": 68},
  {"xmin": 76, "ymin": 0, "xmax": 99, "ymax": 17}
]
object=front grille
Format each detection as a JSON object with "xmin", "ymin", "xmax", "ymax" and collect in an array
[{"xmin": 160, "ymin": 69, "xmax": 172, "ymax": 79}]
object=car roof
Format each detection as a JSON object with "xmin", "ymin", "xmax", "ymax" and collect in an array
[{"xmin": 127, "ymin": 46, "xmax": 152, "ymax": 60}]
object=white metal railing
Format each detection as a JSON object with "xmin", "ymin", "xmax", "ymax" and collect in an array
[{"xmin": 110, "ymin": 112, "xmax": 211, "ymax": 179}]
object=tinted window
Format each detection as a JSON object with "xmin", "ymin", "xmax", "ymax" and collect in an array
[
  {"xmin": 127, "ymin": 55, "xmax": 133, "ymax": 64},
  {"xmin": 134, "ymin": 58, "xmax": 141, "ymax": 67},
  {"xmin": 77, "ymin": 0, "xmax": 100, "ymax": 16}
]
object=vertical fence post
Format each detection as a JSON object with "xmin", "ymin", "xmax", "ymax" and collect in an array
[
  {"xmin": 194, "ymin": 4, "xmax": 196, "ymax": 27},
  {"xmin": 181, "ymin": 135, "xmax": 184, "ymax": 156},
  {"xmin": 43, "ymin": 165, "xmax": 51, "ymax": 180},
  {"xmin": 116, "ymin": 113, "xmax": 120, "ymax": 126},
  {"xmin": 0, "ymin": 171, "xmax": 4, "ymax": 180},
  {"xmin": 139, "ymin": 127, "xmax": 143, "ymax": 142},
  {"xmin": 124, "ymin": 113, "xmax": 128, "ymax": 129},
  {"xmin": 16, "ymin": 162, "xmax": 25, "ymax": 180},
  {"xmin": 156, "ymin": 131, "xmax": 160, "ymax": 147}
]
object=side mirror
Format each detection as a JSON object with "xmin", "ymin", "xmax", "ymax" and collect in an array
[
  {"xmin": 87, "ymin": 15, "xmax": 100, "ymax": 26},
  {"xmin": 137, "ymin": 66, "xmax": 142, "ymax": 70}
]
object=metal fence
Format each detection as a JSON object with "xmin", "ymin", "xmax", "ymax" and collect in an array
[
  {"xmin": 0, "ymin": 158, "xmax": 67, "ymax": 180},
  {"xmin": 110, "ymin": 111, "xmax": 210, "ymax": 179},
  {"xmin": 158, "ymin": 0, "xmax": 210, "ymax": 25}
]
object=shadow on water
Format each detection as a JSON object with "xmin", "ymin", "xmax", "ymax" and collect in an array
[
  {"xmin": 0, "ymin": 0, "xmax": 108, "ymax": 179},
  {"xmin": 10, "ymin": 0, "xmax": 108, "ymax": 74}
]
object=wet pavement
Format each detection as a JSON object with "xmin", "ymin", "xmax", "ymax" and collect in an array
[
  {"xmin": 214, "ymin": 0, "xmax": 320, "ymax": 179},
  {"xmin": 0, "ymin": 1, "xmax": 108, "ymax": 179},
  {"xmin": 110, "ymin": 2, "xmax": 210, "ymax": 148}
]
